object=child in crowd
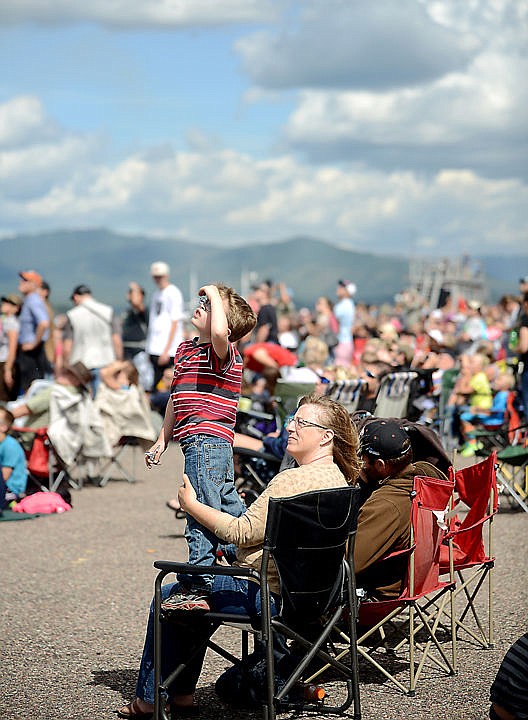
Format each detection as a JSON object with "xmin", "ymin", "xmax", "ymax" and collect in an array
[
  {"xmin": 146, "ymin": 283, "xmax": 257, "ymax": 611},
  {"xmin": 0, "ymin": 408, "xmax": 28, "ymax": 511},
  {"xmin": 459, "ymin": 371, "xmax": 515, "ymax": 457}
]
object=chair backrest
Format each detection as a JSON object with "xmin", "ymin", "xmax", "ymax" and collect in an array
[
  {"xmin": 324, "ymin": 378, "xmax": 367, "ymax": 412},
  {"xmin": 373, "ymin": 371, "xmax": 418, "ymax": 419},
  {"xmin": 447, "ymin": 451, "xmax": 498, "ymax": 565},
  {"xmin": 264, "ymin": 486, "xmax": 361, "ymax": 627},
  {"xmin": 409, "ymin": 474, "xmax": 454, "ymax": 598},
  {"xmin": 11, "ymin": 426, "xmax": 50, "ymax": 478},
  {"xmin": 274, "ymin": 380, "xmax": 317, "ymax": 417}
]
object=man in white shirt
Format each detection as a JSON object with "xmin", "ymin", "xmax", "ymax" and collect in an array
[
  {"xmin": 63, "ymin": 284, "xmax": 123, "ymax": 395},
  {"xmin": 145, "ymin": 261, "xmax": 185, "ymax": 391}
]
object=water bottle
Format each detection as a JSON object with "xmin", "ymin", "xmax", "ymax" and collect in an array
[
  {"xmin": 302, "ymin": 684, "xmax": 326, "ymax": 702},
  {"xmin": 508, "ymin": 329, "xmax": 519, "ymax": 352}
]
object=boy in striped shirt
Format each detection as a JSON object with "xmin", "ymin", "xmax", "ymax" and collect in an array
[{"xmin": 146, "ymin": 283, "xmax": 256, "ymax": 610}]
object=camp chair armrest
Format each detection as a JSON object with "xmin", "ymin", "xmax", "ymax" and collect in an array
[
  {"xmin": 233, "ymin": 446, "xmax": 281, "ymax": 464},
  {"xmin": 153, "ymin": 560, "xmax": 260, "ymax": 582},
  {"xmin": 236, "ymin": 408, "xmax": 276, "ymax": 422},
  {"xmin": 444, "ymin": 512, "xmax": 497, "ymax": 542}
]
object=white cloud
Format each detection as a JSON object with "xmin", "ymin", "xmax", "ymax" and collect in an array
[
  {"xmin": 0, "ymin": 0, "xmax": 276, "ymax": 28},
  {"xmin": 285, "ymin": 50, "xmax": 528, "ymax": 176},
  {"xmin": 237, "ymin": 0, "xmax": 474, "ymax": 91},
  {"xmin": 0, "ymin": 96, "xmax": 59, "ymax": 148},
  {"xmin": 0, "ymin": 96, "xmax": 526, "ymax": 255}
]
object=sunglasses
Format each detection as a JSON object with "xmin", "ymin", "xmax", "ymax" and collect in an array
[{"xmin": 198, "ymin": 296, "xmax": 211, "ymax": 312}]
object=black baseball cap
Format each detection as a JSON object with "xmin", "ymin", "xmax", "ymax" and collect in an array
[{"xmin": 359, "ymin": 419, "xmax": 411, "ymax": 460}]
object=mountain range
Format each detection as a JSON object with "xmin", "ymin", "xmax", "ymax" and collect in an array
[{"xmin": 0, "ymin": 229, "xmax": 526, "ymax": 312}]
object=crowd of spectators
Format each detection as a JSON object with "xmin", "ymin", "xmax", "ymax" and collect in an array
[{"xmin": 2, "ymin": 264, "xmax": 527, "ymax": 508}]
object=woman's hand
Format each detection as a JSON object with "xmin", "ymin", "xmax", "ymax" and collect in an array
[{"xmin": 178, "ymin": 473, "xmax": 197, "ymax": 512}]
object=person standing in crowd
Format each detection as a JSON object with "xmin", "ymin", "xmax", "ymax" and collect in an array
[
  {"xmin": 145, "ymin": 262, "xmax": 185, "ymax": 391},
  {"xmin": 121, "ymin": 282, "xmax": 151, "ymax": 389},
  {"xmin": 16, "ymin": 270, "xmax": 51, "ymax": 394},
  {"xmin": 253, "ymin": 281, "xmax": 279, "ymax": 344},
  {"xmin": 334, "ymin": 279, "xmax": 356, "ymax": 367},
  {"xmin": 38, "ymin": 280, "xmax": 55, "ymax": 377},
  {"xmin": 517, "ymin": 291, "xmax": 528, "ymax": 420},
  {"xmin": 122, "ymin": 282, "xmax": 149, "ymax": 362},
  {"xmin": 62, "ymin": 284, "xmax": 123, "ymax": 395},
  {"xmin": 0, "ymin": 294, "xmax": 22, "ymax": 402},
  {"xmin": 145, "ymin": 283, "xmax": 257, "ymax": 612}
]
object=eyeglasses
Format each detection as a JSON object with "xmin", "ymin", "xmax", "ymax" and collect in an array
[
  {"xmin": 288, "ymin": 415, "xmax": 331, "ymax": 432},
  {"xmin": 198, "ymin": 296, "xmax": 211, "ymax": 312}
]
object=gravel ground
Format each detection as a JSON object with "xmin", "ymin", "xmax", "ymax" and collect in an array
[{"xmin": 1, "ymin": 445, "xmax": 527, "ymax": 720}]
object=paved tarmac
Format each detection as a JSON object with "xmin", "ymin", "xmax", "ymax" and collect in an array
[{"xmin": 2, "ymin": 443, "xmax": 527, "ymax": 720}]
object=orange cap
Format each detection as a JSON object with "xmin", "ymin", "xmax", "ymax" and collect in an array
[{"xmin": 19, "ymin": 270, "xmax": 43, "ymax": 287}]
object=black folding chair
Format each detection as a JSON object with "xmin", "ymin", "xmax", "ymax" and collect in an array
[{"xmin": 153, "ymin": 485, "xmax": 362, "ymax": 720}]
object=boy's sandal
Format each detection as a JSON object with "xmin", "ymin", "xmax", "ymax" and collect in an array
[{"xmin": 115, "ymin": 699, "xmax": 153, "ymax": 719}]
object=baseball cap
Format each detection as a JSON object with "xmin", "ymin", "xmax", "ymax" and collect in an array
[
  {"xmin": 1, "ymin": 293, "xmax": 23, "ymax": 308},
  {"xmin": 150, "ymin": 261, "xmax": 170, "ymax": 277},
  {"xmin": 467, "ymin": 300, "xmax": 481, "ymax": 311},
  {"xmin": 520, "ymin": 276, "xmax": 528, "ymax": 284},
  {"xmin": 337, "ymin": 279, "xmax": 357, "ymax": 296},
  {"xmin": 19, "ymin": 270, "xmax": 42, "ymax": 287},
  {"xmin": 359, "ymin": 419, "xmax": 412, "ymax": 460},
  {"xmin": 70, "ymin": 284, "xmax": 91, "ymax": 300}
]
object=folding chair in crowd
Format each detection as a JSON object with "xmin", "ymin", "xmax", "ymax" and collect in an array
[
  {"xmin": 325, "ymin": 474, "xmax": 456, "ymax": 696},
  {"xmin": 11, "ymin": 425, "xmax": 75, "ymax": 492},
  {"xmin": 152, "ymin": 486, "xmax": 362, "ymax": 720},
  {"xmin": 439, "ymin": 452, "xmax": 499, "ymax": 650},
  {"xmin": 475, "ymin": 391, "xmax": 525, "ymax": 456},
  {"xmin": 372, "ymin": 371, "xmax": 419, "ymax": 419},
  {"xmin": 98, "ymin": 435, "xmax": 151, "ymax": 487},
  {"xmin": 495, "ymin": 437, "xmax": 528, "ymax": 514},
  {"xmin": 232, "ymin": 445, "xmax": 282, "ymax": 506},
  {"xmin": 324, "ymin": 378, "xmax": 368, "ymax": 413},
  {"xmin": 274, "ymin": 380, "xmax": 317, "ymax": 418}
]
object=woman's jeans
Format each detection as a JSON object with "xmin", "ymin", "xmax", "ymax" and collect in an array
[
  {"xmin": 179, "ymin": 434, "xmax": 245, "ymax": 590},
  {"xmin": 135, "ymin": 576, "xmax": 279, "ymax": 703}
]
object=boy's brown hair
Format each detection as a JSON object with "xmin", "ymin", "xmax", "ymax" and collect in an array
[{"xmin": 216, "ymin": 283, "xmax": 257, "ymax": 342}]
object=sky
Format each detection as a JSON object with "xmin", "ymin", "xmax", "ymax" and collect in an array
[{"xmin": 0, "ymin": 0, "xmax": 527, "ymax": 256}]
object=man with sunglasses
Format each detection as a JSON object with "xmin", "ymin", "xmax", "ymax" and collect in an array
[{"xmin": 354, "ymin": 418, "xmax": 448, "ymax": 601}]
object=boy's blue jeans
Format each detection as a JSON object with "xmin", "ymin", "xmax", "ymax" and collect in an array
[{"xmin": 178, "ymin": 434, "xmax": 245, "ymax": 591}]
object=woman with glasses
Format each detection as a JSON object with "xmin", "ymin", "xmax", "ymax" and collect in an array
[{"xmin": 116, "ymin": 393, "xmax": 361, "ymax": 719}]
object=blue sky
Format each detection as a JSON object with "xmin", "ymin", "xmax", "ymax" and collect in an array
[{"xmin": 0, "ymin": 0, "xmax": 527, "ymax": 256}]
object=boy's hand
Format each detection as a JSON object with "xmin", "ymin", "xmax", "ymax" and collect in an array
[
  {"xmin": 199, "ymin": 284, "xmax": 218, "ymax": 299},
  {"xmin": 144, "ymin": 440, "xmax": 166, "ymax": 468},
  {"xmin": 178, "ymin": 473, "xmax": 197, "ymax": 511}
]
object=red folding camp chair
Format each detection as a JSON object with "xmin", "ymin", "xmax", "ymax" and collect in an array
[
  {"xmin": 311, "ymin": 474, "xmax": 456, "ymax": 695},
  {"xmin": 12, "ymin": 425, "xmax": 78, "ymax": 493},
  {"xmin": 439, "ymin": 451, "xmax": 498, "ymax": 650}
]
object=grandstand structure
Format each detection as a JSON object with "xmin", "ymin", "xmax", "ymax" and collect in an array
[{"xmin": 408, "ymin": 256, "xmax": 487, "ymax": 311}]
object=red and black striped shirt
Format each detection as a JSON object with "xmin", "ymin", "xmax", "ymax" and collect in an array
[{"xmin": 170, "ymin": 338, "xmax": 243, "ymax": 444}]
